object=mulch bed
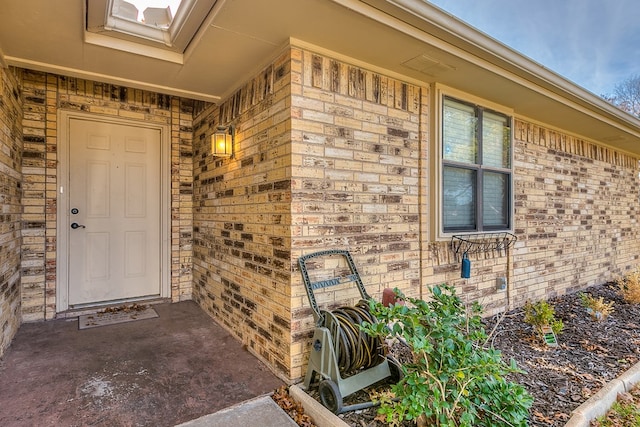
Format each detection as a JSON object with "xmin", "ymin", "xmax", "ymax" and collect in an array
[
  {"xmin": 299, "ymin": 282, "xmax": 640, "ymax": 427},
  {"xmin": 490, "ymin": 282, "xmax": 640, "ymax": 426}
]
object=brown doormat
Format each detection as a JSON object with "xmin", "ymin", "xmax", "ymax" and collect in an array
[{"xmin": 78, "ymin": 304, "xmax": 158, "ymax": 330}]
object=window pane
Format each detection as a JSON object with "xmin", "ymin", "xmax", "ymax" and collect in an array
[
  {"xmin": 443, "ymin": 98, "xmax": 477, "ymax": 164},
  {"xmin": 483, "ymin": 172, "xmax": 509, "ymax": 228},
  {"xmin": 443, "ymin": 166, "xmax": 476, "ymax": 231},
  {"xmin": 482, "ymin": 111, "xmax": 510, "ymax": 168}
]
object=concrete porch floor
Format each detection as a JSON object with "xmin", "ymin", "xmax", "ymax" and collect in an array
[{"xmin": 0, "ymin": 301, "xmax": 286, "ymax": 426}]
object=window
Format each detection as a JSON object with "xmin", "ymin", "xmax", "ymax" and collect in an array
[{"xmin": 441, "ymin": 96, "xmax": 512, "ymax": 233}]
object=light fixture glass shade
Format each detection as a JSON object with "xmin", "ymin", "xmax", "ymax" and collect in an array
[{"xmin": 211, "ymin": 126, "xmax": 233, "ymax": 157}]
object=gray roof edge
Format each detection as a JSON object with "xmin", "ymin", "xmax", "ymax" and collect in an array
[{"xmin": 382, "ymin": 0, "xmax": 640, "ymax": 133}]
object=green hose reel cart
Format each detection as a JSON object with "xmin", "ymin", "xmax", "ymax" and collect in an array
[{"xmin": 298, "ymin": 249, "xmax": 402, "ymax": 414}]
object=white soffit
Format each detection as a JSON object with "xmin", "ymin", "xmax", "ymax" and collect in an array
[{"xmin": 402, "ymin": 53, "xmax": 456, "ymax": 77}]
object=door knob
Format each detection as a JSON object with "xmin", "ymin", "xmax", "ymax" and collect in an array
[{"xmin": 71, "ymin": 222, "xmax": 86, "ymax": 229}]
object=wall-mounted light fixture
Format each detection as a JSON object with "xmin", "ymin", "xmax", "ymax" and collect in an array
[{"xmin": 211, "ymin": 124, "xmax": 234, "ymax": 158}]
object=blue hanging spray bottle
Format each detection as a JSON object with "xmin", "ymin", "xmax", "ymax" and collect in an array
[{"xmin": 461, "ymin": 252, "xmax": 471, "ymax": 279}]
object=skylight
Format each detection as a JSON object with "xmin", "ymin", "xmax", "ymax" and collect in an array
[
  {"xmin": 112, "ymin": 0, "xmax": 183, "ymax": 29},
  {"xmin": 86, "ymin": 0, "xmax": 217, "ymax": 60}
]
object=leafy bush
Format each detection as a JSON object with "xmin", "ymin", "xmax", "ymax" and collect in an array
[
  {"xmin": 616, "ymin": 268, "xmax": 640, "ymax": 304},
  {"xmin": 523, "ymin": 300, "xmax": 564, "ymax": 337},
  {"xmin": 579, "ymin": 292, "xmax": 615, "ymax": 321},
  {"xmin": 361, "ymin": 285, "xmax": 532, "ymax": 427}
]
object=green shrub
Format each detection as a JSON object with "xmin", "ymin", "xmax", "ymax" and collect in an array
[
  {"xmin": 523, "ymin": 300, "xmax": 564, "ymax": 337},
  {"xmin": 361, "ymin": 285, "xmax": 532, "ymax": 427}
]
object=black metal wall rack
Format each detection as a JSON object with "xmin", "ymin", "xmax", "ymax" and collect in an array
[{"xmin": 450, "ymin": 232, "xmax": 517, "ymax": 260}]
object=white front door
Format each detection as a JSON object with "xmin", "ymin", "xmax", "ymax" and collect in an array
[{"xmin": 65, "ymin": 117, "xmax": 161, "ymax": 306}]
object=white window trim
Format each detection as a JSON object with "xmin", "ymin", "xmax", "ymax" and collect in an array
[{"xmin": 430, "ymin": 84, "xmax": 515, "ymax": 240}]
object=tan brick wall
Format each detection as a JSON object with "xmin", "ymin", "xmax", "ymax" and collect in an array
[
  {"xmin": 191, "ymin": 46, "xmax": 429, "ymax": 380},
  {"xmin": 0, "ymin": 66, "xmax": 23, "ymax": 357},
  {"xmin": 289, "ymin": 48, "xmax": 425, "ymax": 379},
  {"xmin": 192, "ymin": 49, "xmax": 293, "ymax": 378},
  {"xmin": 510, "ymin": 120, "xmax": 640, "ymax": 303},
  {"xmin": 423, "ymin": 242, "xmax": 515, "ymax": 315},
  {"xmin": 192, "ymin": 45, "xmax": 637, "ymax": 382},
  {"xmin": 18, "ymin": 70, "xmax": 196, "ymax": 321},
  {"xmin": 12, "ymin": 47, "xmax": 628, "ymax": 383},
  {"xmin": 6, "ymin": 45, "xmax": 637, "ymax": 382},
  {"xmin": 286, "ymin": 48, "xmax": 640, "ymax": 379}
]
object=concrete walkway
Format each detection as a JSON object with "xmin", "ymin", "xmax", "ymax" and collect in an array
[
  {"xmin": 0, "ymin": 301, "xmax": 285, "ymax": 427},
  {"xmin": 176, "ymin": 395, "xmax": 297, "ymax": 427}
]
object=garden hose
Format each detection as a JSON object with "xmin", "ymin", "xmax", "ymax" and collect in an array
[{"xmin": 325, "ymin": 300, "xmax": 382, "ymax": 375}]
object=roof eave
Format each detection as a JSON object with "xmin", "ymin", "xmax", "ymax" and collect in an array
[{"xmin": 360, "ymin": 0, "xmax": 640, "ymax": 145}]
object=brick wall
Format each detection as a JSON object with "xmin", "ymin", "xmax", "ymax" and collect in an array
[
  {"xmin": 0, "ymin": 66, "xmax": 22, "ymax": 357},
  {"xmin": 5, "ymin": 46, "xmax": 637, "ymax": 381},
  {"xmin": 191, "ymin": 46, "xmax": 428, "ymax": 380},
  {"xmin": 192, "ymin": 49, "xmax": 293, "ymax": 378},
  {"xmin": 284, "ymin": 47, "xmax": 640, "ymax": 380},
  {"xmin": 289, "ymin": 48, "xmax": 425, "ymax": 379},
  {"xmin": 18, "ymin": 70, "xmax": 196, "ymax": 321},
  {"xmin": 511, "ymin": 120, "xmax": 640, "ymax": 303},
  {"xmin": 9, "ymin": 47, "xmax": 628, "ymax": 382}
]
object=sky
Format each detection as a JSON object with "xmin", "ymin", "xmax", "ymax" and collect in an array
[
  {"xmin": 427, "ymin": 0, "xmax": 640, "ymax": 97},
  {"xmin": 124, "ymin": 0, "xmax": 182, "ymax": 22}
]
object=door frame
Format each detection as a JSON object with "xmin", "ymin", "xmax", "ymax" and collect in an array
[{"xmin": 56, "ymin": 110, "xmax": 171, "ymax": 312}]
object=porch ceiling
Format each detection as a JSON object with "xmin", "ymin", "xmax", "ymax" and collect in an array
[{"xmin": 2, "ymin": 0, "xmax": 640, "ymax": 154}]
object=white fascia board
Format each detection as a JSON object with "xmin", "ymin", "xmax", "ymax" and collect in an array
[
  {"xmin": 84, "ymin": 32, "xmax": 184, "ymax": 64},
  {"xmin": 4, "ymin": 56, "xmax": 220, "ymax": 103}
]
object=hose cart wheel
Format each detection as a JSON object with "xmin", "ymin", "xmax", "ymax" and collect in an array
[{"xmin": 318, "ymin": 379, "xmax": 343, "ymax": 414}]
